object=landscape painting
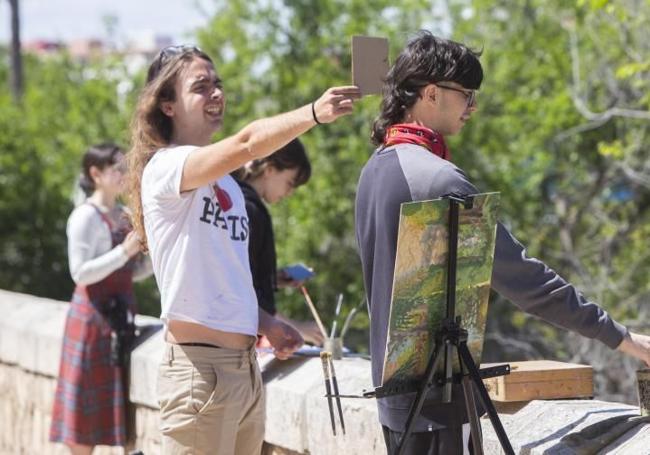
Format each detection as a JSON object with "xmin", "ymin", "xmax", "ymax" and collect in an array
[{"xmin": 381, "ymin": 193, "xmax": 500, "ymax": 386}]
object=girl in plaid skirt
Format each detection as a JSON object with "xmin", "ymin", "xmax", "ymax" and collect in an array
[{"xmin": 50, "ymin": 144, "xmax": 152, "ymax": 454}]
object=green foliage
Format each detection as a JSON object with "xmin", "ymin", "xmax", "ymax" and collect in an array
[
  {"xmin": 192, "ymin": 0, "xmax": 647, "ymax": 360},
  {"xmin": 3, "ymin": 0, "xmax": 648, "ymax": 371},
  {"xmin": 449, "ymin": 0, "xmax": 650, "ymax": 369},
  {"xmin": 0, "ymin": 49, "xmax": 160, "ymax": 314}
]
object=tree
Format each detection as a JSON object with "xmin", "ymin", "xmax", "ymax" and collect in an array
[
  {"xmin": 0, "ymin": 52, "xmax": 154, "ymax": 306},
  {"xmin": 193, "ymin": 0, "xmax": 649, "ymax": 365},
  {"xmin": 8, "ymin": 0, "xmax": 23, "ymax": 103},
  {"xmin": 447, "ymin": 0, "xmax": 650, "ymax": 402}
]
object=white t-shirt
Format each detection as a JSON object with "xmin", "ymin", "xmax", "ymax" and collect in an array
[{"xmin": 141, "ymin": 145, "xmax": 258, "ymax": 336}]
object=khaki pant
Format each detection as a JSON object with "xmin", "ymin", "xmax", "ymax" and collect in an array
[{"xmin": 157, "ymin": 343, "xmax": 265, "ymax": 455}]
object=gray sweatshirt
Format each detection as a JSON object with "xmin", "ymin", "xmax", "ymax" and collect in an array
[{"xmin": 354, "ymin": 143, "xmax": 628, "ymax": 432}]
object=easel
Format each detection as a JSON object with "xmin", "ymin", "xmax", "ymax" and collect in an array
[{"xmin": 365, "ymin": 195, "xmax": 514, "ymax": 455}]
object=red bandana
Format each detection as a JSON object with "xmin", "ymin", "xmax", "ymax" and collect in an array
[
  {"xmin": 383, "ymin": 123, "xmax": 450, "ymax": 160},
  {"xmin": 212, "ymin": 183, "xmax": 233, "ymax": 211}
]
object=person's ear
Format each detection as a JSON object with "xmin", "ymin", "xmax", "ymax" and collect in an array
[
  {"xmin": 160, "ymin": 101, "xmax": 174, "ymax": 117},
  {"xmin": 262, "ymin": 165, "xmax": 278, "ymax": 179},
  {"xmin": 89, "ymin": 165, "xmax": 102, "ymax": 184},
  {"xmin": 423, "ymin": 84, "xmax": 437, "ymax": 104}
]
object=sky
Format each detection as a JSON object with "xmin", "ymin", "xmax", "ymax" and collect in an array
[{"xmin": 0, "ymin": 0, "xmax": 212, "ymax": 44}]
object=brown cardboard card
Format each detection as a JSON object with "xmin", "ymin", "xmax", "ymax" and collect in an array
[{"xmin": 352, "ymin": 36, "xmax": 389, "ymax": 95}]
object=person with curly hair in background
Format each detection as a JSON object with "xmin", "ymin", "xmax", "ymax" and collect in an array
[{"xmin": 234, "ymin": 138, "xmax": 324, "ymax": 347}]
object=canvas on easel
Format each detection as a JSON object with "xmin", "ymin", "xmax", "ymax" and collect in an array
[{"xmin": 381, "ymin": 192, "xmax": 500, "ymax": 386}]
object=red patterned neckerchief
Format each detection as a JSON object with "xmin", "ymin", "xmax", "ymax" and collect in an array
[{"xmin": 383, "ymin": 123, "xmax": 450, "ymax": 160}]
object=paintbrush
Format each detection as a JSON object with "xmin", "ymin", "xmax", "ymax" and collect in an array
[
  {"xmin": 320, "ymin": 351, "xmax": 337, "ymax": 435},
  {"xmin": 301, "ymin": 286, "xmax": 329, "ymax": 339},
  {"xmin": 328, "ymin": 354, "xmax": 346, "ymax": 435},
  {"xmin": 340, "ymin": 297, "xmax": 366, "ymax": 340},
  {"xmin": 330, "ymin": 293, "xmax": 344, "ymax": 338}
]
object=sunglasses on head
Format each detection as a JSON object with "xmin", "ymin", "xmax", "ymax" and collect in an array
[
  {"xmin": 159, "ymin": 45, "xmax": 202, "ymax": 61},
  {"xmin": 147, "ymin": 45, "xmax": 203, "ymax": 82}
]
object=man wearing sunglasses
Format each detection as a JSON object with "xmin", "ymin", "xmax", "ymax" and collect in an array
[{"xmin": 355, "ymin": 30, "xmax": 650, "ymax": 454}]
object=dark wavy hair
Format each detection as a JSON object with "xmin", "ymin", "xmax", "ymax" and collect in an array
[
  {"xmin": 371, "ymin": 31, "xmax": 483, "ymax": 145},
  {"xmin": 234, "ymin": 138, "xmax": 311, "ymax": 188},
  {"xmin": 79, "ymin": 143, "xmax": 124, "ymax": 196}
]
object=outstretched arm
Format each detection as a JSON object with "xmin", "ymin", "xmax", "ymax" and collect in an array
[
  {"xmin": 416, "ymin": 162, "xmax": 646, "ymax": 364},
  {"xmin": 180, "ymin": 86, "xmax": 360, "ymax": 192},
  {"xmin": 492, "ymin": 222, "xmax": 628, "ymax": 349}
]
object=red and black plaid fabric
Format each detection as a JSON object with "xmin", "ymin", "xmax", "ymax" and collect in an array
[{"xmin": 50, "ymin": 205, "xmax": 136, "ymax": 447}]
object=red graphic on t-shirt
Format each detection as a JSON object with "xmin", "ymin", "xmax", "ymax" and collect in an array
[{"xmin": 212, "ymin": 183, "xmax": 233, "ymax": 211}]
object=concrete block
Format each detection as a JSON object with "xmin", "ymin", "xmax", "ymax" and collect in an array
[
  {"xmin": 482, "ymin": 399, "xmax": 641, "ymax": 454},
  {"xmin": 0, "ymin": 289, "xmax": 67, "ymax": 375},
  {"xmin": 28, "ymin": 303, "xmax": 68, "ymax": 376},
  {"xmin": 603, "ymin": 422, "xmax": 650, "ymax": 454},
  {"xmin": 129, "ymin": 324, "xmax": 164, "ymax": 409},
  {"xmin": 263, "ymin": 356, "xmax": 322, "ymax": 451},
  {"xmin": 5, "ymin": 289, "xmax": 650, "ymax": 455},
  {"xmin": 262, "ymin": 355, "xmax": 385, "ymax": 455}
]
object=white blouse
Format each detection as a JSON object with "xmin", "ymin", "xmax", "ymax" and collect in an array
[{"xmin": 66, "ymin": 203, "xmax": 152, "ymax": 286}]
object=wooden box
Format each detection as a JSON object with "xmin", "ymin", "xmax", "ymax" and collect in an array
[{"xmin": 480, "ymin": 360, "xmax": 593, "ymax": 402}]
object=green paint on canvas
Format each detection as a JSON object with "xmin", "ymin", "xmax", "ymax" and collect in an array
[{"xmin": 382, "ymin": 193, "xmax": 500, "ymax": 385}]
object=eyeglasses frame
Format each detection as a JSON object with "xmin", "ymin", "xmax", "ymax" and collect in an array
[{"xmin": 434, "ymin": 83, "xmax": 477, "ymax": 109}]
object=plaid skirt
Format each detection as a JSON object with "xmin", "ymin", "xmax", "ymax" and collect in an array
[{"xmin": 49, "ymin": 286, "xmax": 133, "ymax": 446}]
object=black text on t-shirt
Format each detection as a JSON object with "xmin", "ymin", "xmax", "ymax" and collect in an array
[{"xmin": 199, "ymin": 197, "xmax": 249, "ymax": 241}]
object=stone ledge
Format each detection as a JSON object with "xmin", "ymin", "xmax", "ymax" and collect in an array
[
  {"xmin": 0, "ymin": 289, "xmax": 68, "ymax": 376},
  {"xmin": 2, "ymin": 289, "xmax": 650, "ymax": 454},
  {"xmin": 260, "ymin": 355, "xmax": 384, "ymax": 454},
  {"xmin": 129, "ymin": 328, "xmax": 164, "ymax": 409},
  {"xmin": 482, "ymin": 399, "xmax": 648, "ymax": 454},
  {"xmin": 0, "ymin": 289, "xmax": 385, "ymax": 454}
]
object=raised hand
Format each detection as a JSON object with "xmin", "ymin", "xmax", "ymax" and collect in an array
[
  {"xmin": 121, "ymin": 231, "xmax": 142, "ymax": 258},
  {"xmin": 312, "ymin": 86, "xmax": 362, "ymax": 124}
]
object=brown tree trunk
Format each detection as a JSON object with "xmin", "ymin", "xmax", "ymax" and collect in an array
[{"xmin": 8, "ymin": 0, "xmax": 23, "ymax": 103}]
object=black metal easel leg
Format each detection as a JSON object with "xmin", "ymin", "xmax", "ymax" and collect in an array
[
  {"xmin": 461, "ymin": 375, "xmax": 484, "ymax": 455},
  {"xmin": 395, "ymin": 341, "xmax": 445, "ymax": 455},
  {"xmin": 458, "ymin": 343, "xmax": 514, "ymax": 455}
]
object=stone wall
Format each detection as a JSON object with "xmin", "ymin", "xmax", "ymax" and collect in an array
[
  {"xmin": 0, "ymin": 290, "xmax": 384, "ymax": 455},
  {"xmin": 2, "ymin": 289, "xmax": 649, "ymax": 455},
  {"xmin": 0, "ymin": 291, "xmax": 126, "ymax": 455}
]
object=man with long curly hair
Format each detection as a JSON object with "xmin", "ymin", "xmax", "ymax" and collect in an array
[{"xmin": 127, "ymin": 45, "xmax": 360, "ymax": 454}]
